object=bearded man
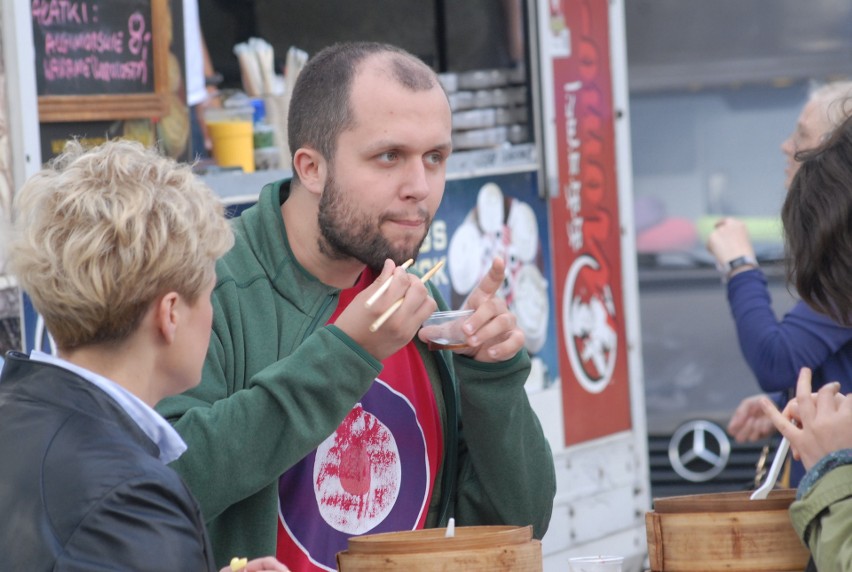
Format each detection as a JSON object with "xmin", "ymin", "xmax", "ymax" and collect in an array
[{"xmin": 156, "ymin": 41, "xmax": 556, "ymax": 572}]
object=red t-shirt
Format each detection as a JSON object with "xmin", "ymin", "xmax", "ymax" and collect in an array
[{"xmin": 276, "ymin": 268, "xmax": 443, "ymax": 571}]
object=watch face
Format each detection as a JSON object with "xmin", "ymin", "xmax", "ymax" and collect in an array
[{"xmin": 726, "ymin": 255, "xmax": 757, "ymax": 273}]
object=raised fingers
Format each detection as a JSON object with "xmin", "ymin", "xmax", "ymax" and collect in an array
[
  {"xmin": 468, "ymin": 257, "xmax": 506, "ymax": 304},
  {"xmin": 794, "ymin": 367, "xmax": 816, "ymax": 424}
]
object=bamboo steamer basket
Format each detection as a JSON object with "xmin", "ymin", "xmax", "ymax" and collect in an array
[
  {"xmin": 336, "ymin": 525, "xmax": 542, "ymax": 571},
  {"xmin": 645, "ymin": 488, "xmax": 809, "ymax": 571}
]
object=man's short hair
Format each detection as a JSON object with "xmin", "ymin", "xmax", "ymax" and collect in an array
[
  {"xmin": 7, "ymin": 139, "xmax": 234, "ymax": 350},
  {"xmin": 287, "ymin": 41, "xmax": 441, "ymax": 177},
  {"xmin": 783, "ymin": 114, "xmax": 852, "ymax": 325}
]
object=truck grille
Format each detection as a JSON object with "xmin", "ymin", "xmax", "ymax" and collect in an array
[{"xmin": 648, "ymin": 428, "xmax": 778, "ymax": 499}]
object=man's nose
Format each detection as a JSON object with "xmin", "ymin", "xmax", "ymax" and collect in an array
[{"xmin": 402, "ymin": 159, "xmax": 431, "ymax": 200}]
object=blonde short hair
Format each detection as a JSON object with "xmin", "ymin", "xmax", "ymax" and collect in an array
[{"xmin": 7, "ymin": 139, "xmax": 234, "ymax": 350}]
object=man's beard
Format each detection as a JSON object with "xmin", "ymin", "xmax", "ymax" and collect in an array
[{"xmin": 317, "ymin": 170, "xmax": 430, "ymax": 272}]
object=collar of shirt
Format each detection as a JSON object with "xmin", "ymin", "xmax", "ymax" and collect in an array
[{"xmin": 29, "ymin": 350, "xmax": 188, "ymax": 464}]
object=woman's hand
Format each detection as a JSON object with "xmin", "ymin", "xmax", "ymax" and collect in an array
[
  {"xmin": 728, "ymin": 394, "xmax": 777, "ymax": 442},
  {"xmin": 706, "ymin": 217, "xmax": 757, "ymax": 276},
  {"xmin": 760, "ymin": 367, "xmax": 852, "ymax": 470}
]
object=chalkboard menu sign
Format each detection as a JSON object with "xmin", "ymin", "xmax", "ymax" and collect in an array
[{"xmin": 32, "ymin": 0, "xmax": 168, "ymax": 122}]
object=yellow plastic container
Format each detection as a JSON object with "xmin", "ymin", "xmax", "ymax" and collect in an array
[{"xmin": 205, "ymin": 107, "xmax": 255, "ymax": 173}]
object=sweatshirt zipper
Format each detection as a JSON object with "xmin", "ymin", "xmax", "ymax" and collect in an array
[
  {"xmin": 301, "ymin": 292, "xmax": 338, "ymax": 343},
  {"xmin": 434, "ymin": 350, "xmax": 458, "ymax": 526}
]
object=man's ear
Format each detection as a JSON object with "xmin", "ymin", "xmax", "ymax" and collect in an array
[
  {"xmin": 155, "ymin": 292, "xmax": 180, "ymax": 344},
  {"xmin": 292, "ymin": 147, "xmax": 327, "ymax": 196}
]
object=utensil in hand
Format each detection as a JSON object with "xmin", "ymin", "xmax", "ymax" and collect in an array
[
  {"xmin": 365, "ymin": 259, "xmax": 413, "ymax": 308},
  {"xmin": 444, "ymin": 517, "xmax": 455, "ymax": 538},
  {"xmin": 369, "ymin": 259, "xmax": 445, "ymax": 332},
  {"xmin": 749, "ymin": 436, "xmax": 789, "ymax": 500}
]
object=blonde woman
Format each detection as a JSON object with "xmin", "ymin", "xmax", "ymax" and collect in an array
[{"xmin": 0, "ymin": 140, "xmax": 286, "ymax": 572}]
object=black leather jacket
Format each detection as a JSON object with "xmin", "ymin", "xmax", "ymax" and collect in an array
[{"xmin": 0, "ymin": 352, "xmax": 216, "ymax": 571}]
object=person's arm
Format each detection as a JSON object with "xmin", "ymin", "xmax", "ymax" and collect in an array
[
  {"xmin": 728, "ymin": 270, "xmax": 852, "ymax": 392},
  {"xmin": 157, "ymin": 308, "xmax": 382, "ymax": 521},
  {"xmin": 452, "ymin": 350, "xmax": 556, "ymax": 540},
  {"xmin": 790, "ymin": 460, "xmax": 852, "ymax": 572},
  {"xmin": 503, "ymin": 0, "xmax": 524, "ymax": 64},
  {"xmin": 707, "ymin": 217, "xmax": 852, "ymax": 392},
  {"xmin": 157, "ymin": 257, "xmax": 434, "ymax": 522}
]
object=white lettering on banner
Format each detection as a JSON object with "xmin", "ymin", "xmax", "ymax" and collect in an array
[
  {"xmin": 567, "ymin": 180, "xmax": 581, "ymax": 215},
  {"xmin": 412, "ymin": 256, "xmax": 448, "ymax": 287},
  {"xmin": 421, "ymin": 220, "xmax": 447, "ymax": 253},
  {"xmin": 568, "ymin": 217, "xmax": 584, "ymax": 251},
  {"xmin": 418, "ymin": 222, "xmax": 448, "ymax": 287},
  {"xmin": 563, "ymin": 80, "xmax": 583, "ymax": 251}
]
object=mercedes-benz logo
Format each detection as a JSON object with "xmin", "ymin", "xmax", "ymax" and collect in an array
[{"xmin": 668, "ymin": 420, "xmax": 731, "ymax": 482}]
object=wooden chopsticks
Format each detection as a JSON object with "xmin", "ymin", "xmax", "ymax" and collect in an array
[
  {"xmin": 369, "ymin": 259, "xmax": 445, "ymax": 332},
  {"xmin": 365, "ymin": 258, "xmax": 414, "ymax": 308}
]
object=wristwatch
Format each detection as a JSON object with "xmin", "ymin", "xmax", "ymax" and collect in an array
[{"xmin": 724, "ymin": 255, "xmax": 759, "ymax": 276}]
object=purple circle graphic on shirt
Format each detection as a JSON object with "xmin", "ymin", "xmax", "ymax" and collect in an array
[{"xmin": 278, "ymin": 379, "xmax": 429, "ymax": 570}]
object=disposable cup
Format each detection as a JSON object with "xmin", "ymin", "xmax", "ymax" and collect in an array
[
  {"xmin": 421, "ymin": 309, "xmax": 474, "ymax": 351},
  {"xmin": 568, "ymin": 555, "xmax": 624, "ymax": 572}
]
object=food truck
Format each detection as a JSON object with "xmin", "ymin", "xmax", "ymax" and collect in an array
[{"xmin": 9, "ymin": 0, "xmax": 651, "ymax": 569}]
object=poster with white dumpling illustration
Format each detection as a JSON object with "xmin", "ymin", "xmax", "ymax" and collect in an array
[{"xmin": 420, "ymin": 171, "xmax": 557, "ymax": 393}]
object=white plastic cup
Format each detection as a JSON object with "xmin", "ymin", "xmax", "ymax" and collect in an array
[
  {"xmin": 568, "ymin": 555, "xmax": 624, "ymax": 572},
  {"xmin": 421, "ymin": 309, "xmax": 474, "ymax": 351}
]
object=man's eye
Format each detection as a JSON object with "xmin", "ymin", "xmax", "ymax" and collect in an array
[
  {"xmin": 379, "ymin": 152, "xmax": 398, "ymax": 162},
  {"xmin": 425, "ymin": 152, "xmax": 444, "ymax": 165}
]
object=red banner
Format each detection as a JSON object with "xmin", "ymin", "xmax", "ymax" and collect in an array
[{"xmin": 548, "ymin": 0, "xmax": 632, "ymax": 445}]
